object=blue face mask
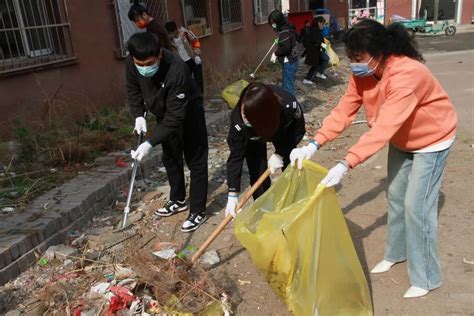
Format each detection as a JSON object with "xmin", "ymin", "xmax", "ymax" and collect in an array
[
  {"xmin": 350, "ymin": 57, "xmax": 379, "ymax": 77},
  {"xmin": 136, "ymin": 62, "xmax": 159, "ymax": 78}
]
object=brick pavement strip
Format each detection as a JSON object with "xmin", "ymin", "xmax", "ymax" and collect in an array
[{"xmin": 0, "ymin": 110, "xmax": 230, "ymax": 285}]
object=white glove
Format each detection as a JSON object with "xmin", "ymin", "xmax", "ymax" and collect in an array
[
  {"xmin": 321, "ymin": 43, "xmax": 328, "ymax": 50},
  {"xmin": 290, "ymin": 142, "xmax": 319, "ymax": 169},
  {"xmin": 270, "ymin": 53, "xmax": 277, "ymax": 63},
  {"xmin": 131, "ymin": 141, "xmax": 152, "ymax": 162},
  {"xmin": 268, "ymin": 154, "xmax": 284, "ymax": 174},
  {"xmin": 225, "ymin": 194, "xmax": 238, "ymax": 218},
  {"xmin": 134, "ymin": 117, "xmax": 147, "ymax": 135},
  {"xmin": 194, "ymin": 56, "xmax": 202, "ymax": 65},
  {"xmin": 321, "ymin": 161, "xmax": 349, "ymax": 187}
]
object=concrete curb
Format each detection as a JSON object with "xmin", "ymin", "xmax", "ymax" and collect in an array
[{"xmin": 0, "ymin": 108, "xmax": 231, "ymax": 285}]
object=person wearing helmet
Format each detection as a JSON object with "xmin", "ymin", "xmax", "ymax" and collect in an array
[
  {"xmin": 225, "ymin": 82, "xmax": 305, "ymax": 218},
  {"xmin": 268, "ymin": 10, "xmax": 299, "ymax": 96}
]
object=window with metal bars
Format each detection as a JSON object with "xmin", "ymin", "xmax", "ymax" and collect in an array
[
  {"xmin": 181, "ymin": 0, "xmax": 213, "ymax": 38},
  {"xmin": 254, "ymin": 0, "xmax": 281, "ymax": 25},
  {"xmin": 220, "ymin": 0, "xmax": 243, "ymax": 33},
  {"xmin": 0, "ymin": 0, "xmax": 75, "ymax": 76},
  {"xmin": 114, "ymin": 0, "xmax": 168, "ymax": 58}
]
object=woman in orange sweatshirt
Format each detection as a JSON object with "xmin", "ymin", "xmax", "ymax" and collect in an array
[{"xmin": 290, "ymin": 20, "xmax": 457, "ymax": 299}]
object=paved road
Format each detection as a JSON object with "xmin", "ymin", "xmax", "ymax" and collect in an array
[
  {"xmin": 416, "ymin": 32, "xmax": 474, "ymax": 53},
  {"xmin": 424, "ymin": 50, "xmax": 474, "ymax": 136},
  {"xmin": 332, "ymin": 29, "xmax": 474, "ymax": 56}
]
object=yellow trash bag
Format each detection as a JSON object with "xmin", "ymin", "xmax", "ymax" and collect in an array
[
  {"xmin": 324, "ymin": 39, "xmax": 340, "ymax": 67},
  {"xmin": 222, "ymin": 79, "xmax": 249, "ymax": 109},
  {"xmin": 235, "ymin": 161, "xmax": 373, "ymax": 316}
]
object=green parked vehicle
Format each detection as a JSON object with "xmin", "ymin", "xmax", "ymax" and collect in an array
[{"xmin": 396, "ymin": 10, "xmax": 456, "ymax": 37}]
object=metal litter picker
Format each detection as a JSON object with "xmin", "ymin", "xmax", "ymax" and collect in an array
[
  {"xmin": 121, "ymin": 128, "xmax": 146, "ymax": 230},
  {"xmin": 249, "ymin": 40, "xmax": 277, "ymax": 79}
]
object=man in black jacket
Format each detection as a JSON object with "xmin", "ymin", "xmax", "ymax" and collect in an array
[
  {"xmin": 225, "ymin": 83, "xmax": 305, "ymax": 218},
  {"xmin": 126, "ymin": 32, "xmax": 208, "ymax": 232}
]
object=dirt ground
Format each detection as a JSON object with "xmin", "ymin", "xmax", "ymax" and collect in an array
[{"xmin": 1, "ymin": 54, "xmax": 473, "ymax": 315}]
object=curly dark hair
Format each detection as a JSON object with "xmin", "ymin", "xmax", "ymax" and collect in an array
[{"xmin": 343, "ymin": 19, "xmax": 424, "ymax": 62}]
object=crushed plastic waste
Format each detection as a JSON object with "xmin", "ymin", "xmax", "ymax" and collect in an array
[
  {"xmin": 37, "ymin": 257, "xmax": 48, "ymax": 267},
  {"xmin": 153, "ymin": 248, "xmax": 176, "ymax": 260},
  {"xmin": 177, "ymin": 245, "xmax": 197, "ymax": 259}
]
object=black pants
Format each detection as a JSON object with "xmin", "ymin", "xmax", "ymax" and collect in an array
[
  {"xmin": 161, "ymin": 98, "xmax": 208, "ymax": 214},
  {"xmin": 185, "ymin": 59, "xmax": 204, "ymax": 93},
  {"xmin": 305, "ymin": 66, "xmax": 316, "ymax": 80},
  {"xmin": 245, "ymin": 140, "xmax": 295, "ymax": 200}
]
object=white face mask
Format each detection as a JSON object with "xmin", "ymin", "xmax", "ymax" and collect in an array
[{"xmin": 271, "ymin": 23, "xmax": 277, "ymax": 30}]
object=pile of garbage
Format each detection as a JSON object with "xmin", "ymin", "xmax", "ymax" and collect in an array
[{"xmin": 2, "ymin": 192, "xmax": 230, "ymax": 315}]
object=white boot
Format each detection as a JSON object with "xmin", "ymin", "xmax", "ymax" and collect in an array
[
  {"xmin": 370, "ymin": 259, "xmax": 396, "ymax": 274},
  {"xmin": 403, "ymin": 286, "xmax": 429, "ymax": 298}
]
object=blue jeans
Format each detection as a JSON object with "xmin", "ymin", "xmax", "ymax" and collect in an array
[
  {"xmin": 319, "ymin": 51, "xmax": 329, "ymax": 74},
  {"xmin": 282, "ymin": 60, "xmax": 298, "ymax": 96},
  {"xmin": 385, "ymin": 144, "xmax": 451, "ymax": 290}
]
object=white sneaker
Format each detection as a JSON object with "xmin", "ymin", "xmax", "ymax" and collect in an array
[
  {"xmin": 316, "ymin": 73, "xmax": 327, "ymax": 80},
  {"xmin": 403, "ymin": 286, "xmax": 429, "ymax": 298},
  {"xmin": 370, "ymin": 259, "xmax": 396, "ymax": 274},
  {"xmin": 302, "ymin": 79, "xmax": 314, "ymax": 85}
]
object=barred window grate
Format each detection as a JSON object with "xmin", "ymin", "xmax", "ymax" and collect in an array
[
  {"xmin": 0, "ymin": 0, "xmax": 76, "ymax": 76},
  {"xmin": 114, "ymin": 0, "xmax": 169, "ymax": 58},
  {"xmin": 220, "ymin": 0, "xmax": 243, "ymax": 33},
  {"xmin": 181, "ymin": 0, "xmax": 213, "ymax": 39},
  {"xmin": 254, "ymin": 0, "xmax": 281, "ymax": 25}
]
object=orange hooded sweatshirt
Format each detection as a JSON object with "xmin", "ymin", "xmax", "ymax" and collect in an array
[{"xmin": 315, "ymin": 55, "xmax": 457, "ymax": 168}]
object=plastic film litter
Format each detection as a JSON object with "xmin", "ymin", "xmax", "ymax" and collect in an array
[{"xmin": 222, "ymin": 79, "xmax": 249, "ymax": 109}]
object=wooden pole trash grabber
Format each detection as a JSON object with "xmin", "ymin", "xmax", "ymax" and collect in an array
[{"xmin": 191, "ymin": 169, "xmax": 271, "ymax": 264}]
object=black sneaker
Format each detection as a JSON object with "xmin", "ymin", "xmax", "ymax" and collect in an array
[
  {"xmin": 180, "ymin": 213, "xmax": 207, "ymax": 232},
  {"xmin": 155, "ymin": 200, "xmax": 187, "ymax": 217}
]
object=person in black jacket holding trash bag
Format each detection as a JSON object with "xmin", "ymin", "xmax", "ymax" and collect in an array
[
  {"xmin": 268, "ymin": 10, "xmax": 299, "ymax": 96},
  {"xmin": 126, "ymin": 32, "xmax": 209, "ymax": 233},
  {"xmin": 225, "ymin": 83, "xmax": 305, "ymax": 218},
  {"xmin": 302, "ymin": 16, "xmax": 327, "ymax": 85}
]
